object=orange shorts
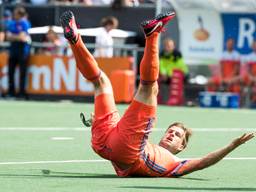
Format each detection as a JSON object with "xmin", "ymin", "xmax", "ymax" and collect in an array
[{"xmin": 91, "ymin": 94, "xmax": 156, "ymax": 164}]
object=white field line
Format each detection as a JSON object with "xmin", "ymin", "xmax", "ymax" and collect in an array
[
  {"xmin": 0, "ymin": 127, "xmax": 255, "ymax": 132},
  {"xmin": 50, "ymin": 137, "xmax": 74, "ymax": 141},
  {"xmin": 0, "ymin": 127, "xmax": 85, "ymax": 131},
  {"xmin": 0, "ymin": 159, "xmax": 107, "ymax": 165},
  {"xmin": 0, "ymin": 157, "xmax": 256, "ymax": 165}
]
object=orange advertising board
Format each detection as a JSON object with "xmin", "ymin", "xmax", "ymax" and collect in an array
[{"xmin": 0, "ymin": 53, "xmax": 134, "ymax": 96}]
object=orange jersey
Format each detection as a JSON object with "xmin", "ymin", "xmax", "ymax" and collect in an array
[
  {"xmin": 112, "ymin": 142, "xmax": 188, "ymax": 177},
  {"xmin": 248, "ymin": 62, "xmax": 256, "ymax": 76},
  {"xmin": 220, "ymin": 60, "xmax": 240, "ymax": 79}
]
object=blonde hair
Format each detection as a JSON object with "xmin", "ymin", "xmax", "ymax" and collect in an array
[{"xmin": 168, "ymin": 122, "xmax": 192, "ymax": 148}]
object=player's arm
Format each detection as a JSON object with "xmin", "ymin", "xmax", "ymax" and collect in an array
[
  {"xmin": 174, "ymin": 132, "xmax": 254, "ymax": 176},
  {"xmin": 6, "ymin": 31, "xmax": 29, "ymax": 42}
]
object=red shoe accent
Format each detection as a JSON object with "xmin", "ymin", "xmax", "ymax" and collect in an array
[
  {"xmin": 141, "ymin": 12, "xmax": 176, "ymax": 37},
  {"xmin": 60, "ymin": 11, "xmax": 78, "ymax": 44}
]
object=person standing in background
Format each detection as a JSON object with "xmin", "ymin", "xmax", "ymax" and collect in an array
[
  {"xmin": 38, "ymin": 27, "xmax": 63, "ymax": 55},
  {"xmin": 244, "ymin": 40, "xmax": 256, "ymax": 64},
  {"xmin": 221, "ymin": 38, "xmax": 240, "ymax": 61},
  {"xmin": 0, "ymin": 10, "xmax": 12, "ymax": 45},
  {"xmin": 158, "ymin": 38, "xmax": 189, "ymax": 103},
  {"xmin": 3, "ymin": 10, "xmax": 12, "ymax": 31},
  {"xmin": 243, "ymin": 40, "xmax": 256, "ymax": 86},
  {"xmin": 207, "ymin": 38, "xmax": 241, "ymax": 93},
  {"xmin": 219, "ymin": 38, "xmax": 241, "ymax": 93},
  {"xmin": 159, "ymin": 38, "xmax": 189, "ymax": 84},
  {"xmin": 243, "ymin": 40, "xmax": 256, "ymax": 106},
  {"xmin": 93, "ymin": 16, "xmax": 118, "ymax": 58},
  {"xmin": 6, "ymin": 6, "xmax": 31, "ymax": 99}
]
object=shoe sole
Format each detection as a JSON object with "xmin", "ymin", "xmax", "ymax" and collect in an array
[
  {"xmin": 60, "ymin": 11, "xmax": 75, "ymax": 41},
  {"xmin": 155, "ymin": 12, "xmax": 175, "ymax": 23},
  {"xmin": 141, "ymin": 11, "xmax": 175, "ymax": 28}
]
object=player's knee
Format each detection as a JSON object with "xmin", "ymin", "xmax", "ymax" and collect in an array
[
  {"xmin": 93, "ymin": 72, "xmax": 110, "ymax": 88},
  {"xmin": 93, "ymin": 72, "xmax": 113, "ymax": 96},
  {"xmin": 134, "ymin": 82, "xmax": 158, "ymax": 106},
  {"xmin": 139, "ymin": 82, "xmax": 158, "ymax": 96},
  {"xmin": 153, "ymin": 83, "xmax": 159, "ymax": 95}
]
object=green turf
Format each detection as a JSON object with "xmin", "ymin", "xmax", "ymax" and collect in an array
[{"xmin": 0, "ymin": 100, "xmax": 256, "ymax": 192}]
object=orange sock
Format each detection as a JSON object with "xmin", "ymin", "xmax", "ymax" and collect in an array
[
  {"xmin": 70, "ymin": 35, "xmax": 101, "ymax": 81},
  {"xmin": 140, "ymin": 32, "xmax": 159, "ymax": 84}
]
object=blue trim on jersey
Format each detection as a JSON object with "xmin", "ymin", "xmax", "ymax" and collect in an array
[
  {"xmin": 171, "ymin": 160, "xmax": 188, "ymax": 177},
  {"xmin": 139, "ymin": 118, "xmax": 154, "ymax": 152},
  {"xmin": 141, "ymin": 152, "xmax": 167, "ymax": 174}
]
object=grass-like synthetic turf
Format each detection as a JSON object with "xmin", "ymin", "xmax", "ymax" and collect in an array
[{"xmin": 0, "ymin": 100, "xmax": 255, "ymax": 192}]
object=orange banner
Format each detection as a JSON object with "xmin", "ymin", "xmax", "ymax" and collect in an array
[{"xmin": 0, "ymin": 53, "xmax": 134, "ymax": 96}]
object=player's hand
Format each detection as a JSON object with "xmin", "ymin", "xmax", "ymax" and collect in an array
[{"xmin": 232, "ymin": 132, "xmax": 255, "ymax": 147}]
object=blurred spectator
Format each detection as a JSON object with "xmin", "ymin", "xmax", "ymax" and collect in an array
[
  {"xmin": 38, "ymin": 27, "xmax": 63, "ymax": 55},
  {"xmin": 0, "ymin": 10, "xmax": 12, "ymax": 44},
  {"xmin": 112, "ymin": 0, "xmax": 138, "ymax": 8},
  {"xmin": 5, "ymin": 6, "xmax": 31, "ymax": 99},
  {"xmin": 243, "ymin": 40, "xmax": 256, "ymax": 105},
  {"xmin": 93, "ymin": 16, "xmax": 118, "ymax": 58},
  {"xmin": 159, "ymin": 38, "xmax": 189, "ymax": 84},
  {"xmin": 158, "ymin": 38, "xmax": 189, "ymax": 104},
  {"xmin": 207, "ymin": 38, "xmax": 241, "ymax": 93},
  {"xmin": 3, "ymin": 10, "xmax": 12, "ymax": 31},
  {"xmin": 245, "ymin": 40, "xmax": 256, "ymax": 63},
  {"xmin": 222, "ymin": 38, "xmax": 240, "ymax": 61},
  {"xmin": 78, "ymin": 0, "xmax": 93, "ymax": 5},
  {"xmin": 0, "ymin": 23, "xmax": 4, "ymax": 43}
]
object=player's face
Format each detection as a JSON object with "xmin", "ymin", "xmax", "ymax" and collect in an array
[{"xmin": 159, "ymin": 126, "xmax": 185, "ymax": 154}]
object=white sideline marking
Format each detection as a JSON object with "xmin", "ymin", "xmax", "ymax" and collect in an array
[
  {"xmin": 0, "ymin": 160, "xmax": 107, "ymax": 165},
  {"xmin": 51, "ymin": 137, "xmax": 74, "ymax": 141},
  {"xmin": 183, "ymin": 157, "xmax": 256, "ymax": 160},
  {"xmin": 189, "ymin": 128, "xmax": 256, "ymax": 132},
  {"xmin": 0, "ymin": 127, "xmax": 255, "ymax": 132},
  {"xmin": 0, "ymin": 127, "xmax": 85, "ymax": 131},
  {"xmin": 223, "ymin": 157, "xmax": 256, "ymax": 160},
  {"xmin": 0, "ymin": 157, "xmax": 256, "ymax": 165}
]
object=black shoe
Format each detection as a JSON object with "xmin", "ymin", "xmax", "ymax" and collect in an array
[
  {"xmin": 59, "ymin": 11, "xmax": 79, "ymax": 44},
  {"xmin": 141, "ymin": 12, "xmax": 176, "ymax": 37}
]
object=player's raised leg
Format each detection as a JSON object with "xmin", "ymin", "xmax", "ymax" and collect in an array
[
  {"xmin": 59, "ymin": 11, "xmax": 117, "ymax": 118},
  {"xmin": 135, "ymin": 12, "xmax": 176, "ymax": 106}
]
